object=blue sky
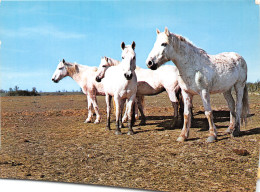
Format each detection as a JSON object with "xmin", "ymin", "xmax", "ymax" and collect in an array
[{"xmin": 0, "ymin": 0, "xmax": 259, "ymax": 92}]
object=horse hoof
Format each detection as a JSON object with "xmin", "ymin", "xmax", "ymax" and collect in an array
[
  {"xmin": 206, "ymin": 136, "xmax": 217, "ymax": 143},
  {"xmin": 139, "ymin": 121, "xmax": 146, "ymax": 126},
  {"xmin": 120, "ymin": 123, "xmax": 125, "ymax": 128},
  {"xmin": 122, "ymin": 118, "xmax": 128, "ymax": 123},
  {"xmin": 224, "ymin": 127, "xmax": 233, "ymax": 135},
  {"xmin": 94, "ymin": 120, "xmax": 100, "ymax": 124},
  {"xmin": 171, "ymin": 122, "xmax": 177, "ymax": 128},
  {"xmin": 127, "ymin": 131, "xmax": 134, "ymax": 135},
  {"xmin": 105, "ymin": 127, "xmax": 111, "ymax": 131},
  {"xmin": 176, "ymin": 136, "xmax": 186, "ymax": 142},
  {"xmin": 231, "ymin": 130, "xmax": 240, "ymax": 137},
  {"xmin": 84, "ymin": 120, "xmax": 91, "ymax": 123},
  {"xmin": 115, "ymin": 130, "xmax": 122, "ymax": 135},
  {"xmin": 172, "ymin": 118, "xmax": 177, "ymax": 127}
]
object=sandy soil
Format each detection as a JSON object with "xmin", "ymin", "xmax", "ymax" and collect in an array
[{"xmin": 0, "ymin": 93, "xmax": 259, "ymax": 191}]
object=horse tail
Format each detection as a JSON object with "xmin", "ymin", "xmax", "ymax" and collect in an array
[{"xmin": 241, "ymin": 84, "xmax": 250, "ymax": 126}]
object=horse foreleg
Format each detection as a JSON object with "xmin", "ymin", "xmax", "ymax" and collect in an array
[
  {"xmin": 84, "ymin": 94, "xmax": 93, "ymax": 123},
  {"xmin": 177, "ymin": 90, "xmax": 192, "ymax": 142},
  {"xmin": 137, "ymin": 96, "xmax": 146, "ymax": 125},
  {"xmin": 114, "ymin": 96, "xmax": 122, "ymax": 135},
  {"xmin": 223, "ymin": 89, "xmax": 236, "ymax": 134},
  {"xmin": 105, "ymin": 94, "xmax": 112, "ymax": 131},
  {"xmin": 201, "ymin": 89, "xmax": 217, "ymax": 143},
  {"xmin": 119, "ymin": 99, "xmax": 126, "ymax": 129},
  {"xmin": 90, "ymin": 93, "xmax": 101, "ymax": 124},
  {"xmin": 122, "ymin": 99, "xmax": 128, "ymax": 123},
  {"xmin": 126, "ymin": 94, "xmax": 136, "ymax": 135}
]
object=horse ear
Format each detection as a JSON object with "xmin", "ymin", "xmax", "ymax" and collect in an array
[
  {"xmin": 105, "ymin": 56, "xmax": 109, "ymax": 62},
  {"xmin": 156, "ymin": 28, "xmax": 160, "ymax": 35},
  {"xmin": 131, "ymin": 41, "xmax": 136, "ymax": 50},
  {"xmin": 121, "ymin": 42, "xmax": 125, "ymax": 50},
  {"xmin": 165, "ymin": 27, "xmax": 170, "ymax": 36},
  {"xmin": 62, "ymin": 59, "xmax": 65, "ymax": 63}
]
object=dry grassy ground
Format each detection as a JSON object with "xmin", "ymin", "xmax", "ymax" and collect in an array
[{"xmin": 0, "ymin": 93, "xmax": 259, "ymax": 191}]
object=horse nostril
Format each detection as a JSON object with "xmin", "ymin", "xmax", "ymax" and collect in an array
[
  {"xmin": 148, "ymin": 60, "xmax": 153, "ymax": 67},
  {"xmin": 96, "ymin": 76, "xmax": 101, "ymax": 82}
]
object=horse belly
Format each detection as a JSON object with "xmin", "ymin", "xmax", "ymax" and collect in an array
[
  {"xmin": 137, "ymin": 81, "xmax": 164, "ymax": 95},
  {"xmin": 210, "ymin": 75, "xmax": 238, "ymax": 94}
]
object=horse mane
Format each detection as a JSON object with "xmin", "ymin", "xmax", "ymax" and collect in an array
[
  {"xmin": 65, "ymin": 62, "xmax": 77, "ymax": 76},
  {"xmin": 171, "ymin": 33, "xmax": 209, "ymax": 58},
  {"xmin": 105, "ymin": 57, "xmax": 120, "ymax": 66}
]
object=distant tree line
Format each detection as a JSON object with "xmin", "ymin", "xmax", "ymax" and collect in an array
[
  {"xmin": 1, "ymin": 82, "xmax": 258, "ymax": 96},
  {"xmin": 1, "ymin": 86, "xmax": 40, "ymax": 96},
  {"xmin": 0, "ymin": 86, "xmax": 83, "ymax": 96},
  {"xmin": 247, "ymin": 80, "xmax": 260, "ymax": 93}
]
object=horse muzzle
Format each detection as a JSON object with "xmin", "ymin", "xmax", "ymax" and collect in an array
[
  {"xmin": 124, "ymin": 73, "xmax": 133, "ymax": 80},
  {"xmin": 52, "ymin": 78, "xmax": 59, "ymax": 83}
]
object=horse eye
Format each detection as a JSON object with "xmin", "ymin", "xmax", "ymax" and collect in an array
[
  {"xmin": 102, "ymin": 65, "xmax": 106, "ymax": 67},
  {"xmin": 59, "ymin": 67, "xmax": 63, "ymax": 70},
  {"xmin": 161, "ymin": 43, "xmax": 167, "ymax": 47}
]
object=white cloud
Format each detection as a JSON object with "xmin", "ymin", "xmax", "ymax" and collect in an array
[
  {"xmin": 1, "ymin": 70, "xmax": 50, "ymax": 80},
  {"xmin": 0, "ymin": 25, "xmax": 86, "ymax": 39}
]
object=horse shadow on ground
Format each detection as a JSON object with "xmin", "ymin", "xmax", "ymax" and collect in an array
[{"xmin": 137, "ymin": 110, "xmax": 258, "ymax": 137}]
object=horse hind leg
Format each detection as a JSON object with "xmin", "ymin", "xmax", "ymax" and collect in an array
[
  {"xmin": 137, "ymin": 96, "xmax": 146, "ymax": 125},
  {"xmin": 232, "ymin": 83, "xmax": 246, "ymax": 137},
  {"xmin": 223, "ymin": 89, "xmax": 236, "ymax": 134},
  {"xmin": 167, "ymin": 88, "xmax": 179, "ymax": 128},
  {"xmin": 171, "ymin": 101, "xmax": 178, "ymax": 128}
]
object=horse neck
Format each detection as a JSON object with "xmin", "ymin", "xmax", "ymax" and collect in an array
[
  {"xmin": 109, "ymin": 58, "xmax": 120, "ymax": 66},
  {"xmin": 169, "ymin": 34, "xmax": 209, "ymax": 76},
  {"xmin": 67, "ymin": 63, "xmax": 90, "ymax": 85}
]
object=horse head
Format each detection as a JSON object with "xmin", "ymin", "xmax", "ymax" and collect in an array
[
  {"xmin": 95, "ymin": 56, "xmax": 113, "ymax": 82},
  {"xmin": 146, "ymin": 27, "xmax": 173, "ymax": 70},
  {"xmin": 52, "ymin": 59, "xmax": 73, "ymax": 83},
  {"xmin": 121, "ymin": 41, "xmax": 136, "ymax": 80}
]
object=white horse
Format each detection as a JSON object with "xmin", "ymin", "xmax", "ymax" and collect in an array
[
  {"xmin": 146, "ymin": 27, "xmax": 249, "ymax": 142},
  {"xmin": 96, "ymin": 57, "xmax": 185, "ymax": 127},
  {"xmin": 96, "ymin": 41, "xmax": 137, "ymax": 135},
  {"xmin": 51, "ymin": 59, "xmax": 104, "ymax": 124}
]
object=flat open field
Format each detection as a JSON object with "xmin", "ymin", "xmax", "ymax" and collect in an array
[{"xmin": 0, "ymin": 93, "xmax": 259, "ymax": 191}]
